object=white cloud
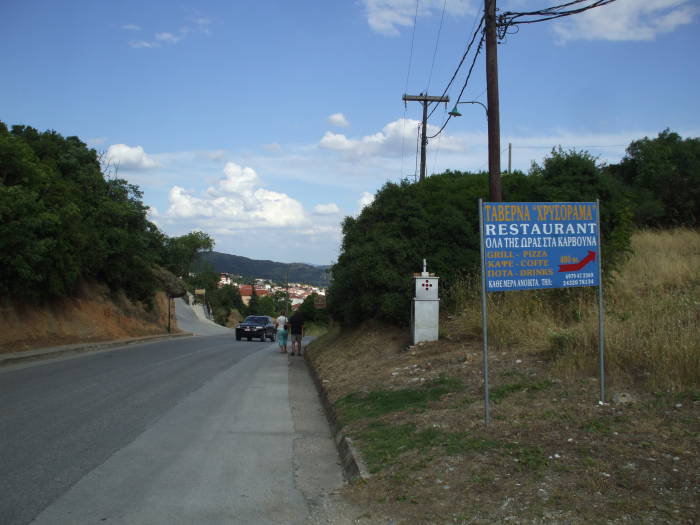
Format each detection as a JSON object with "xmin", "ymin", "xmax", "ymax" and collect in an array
[
  {"xmin": 319, "ymin": 118, "xmax": 464, "ymax": 158},
  {"xmin": 553, "ymin": 0, "xmax": 699, "ymax": 42},
  {"xmin": 129, "ymin": 40, "xmax": 160, "ymax": 49},
  {"xmin": 86, "ymin": 137, "xmax": 107, "ymax": 146},
  {"xmin": 361, "ymin": 0, "xmax": 474, "ymax": 36},
  {"xmin": 165, "ymin": 162, "xmax": 308, "ymax": 229},
  {"xmin": 358, "ymin": 191, "xmax": 375, "ymax": 210},
  {"xmin": 155, "ymin": 32, "xmax": 181, "ymax": 44},
  {"xmin": 314, "ymin": 203, "xmax": 341, "ymax": 215},
  {"xmin": 126, "ymin": 13, "xmax": 213, "ymax": 48},
  {"xmin": 202, "ymin": 149, "xmax": 225, "ymax": 161},
  {"xmin": 328, "ymin": 113, "xmax": 350, "ymax": 128},
  {"xmin": 106, "ymin": 144, "xmax": 160, "ymax": 170}
]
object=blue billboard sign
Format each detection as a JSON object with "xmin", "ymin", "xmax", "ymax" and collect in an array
[{"xmin": 480, "ymin": 202, "xmax": 601, "ymax": 292}]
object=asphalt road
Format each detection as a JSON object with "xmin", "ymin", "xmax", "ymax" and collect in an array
[{"xmin": 0, "ymin": 310, "xmax": 349, "ymax": 524}]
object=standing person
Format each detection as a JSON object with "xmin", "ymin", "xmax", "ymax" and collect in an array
[
  {"xmin": 289, "ymin": 310, "xmax": 304, "ymax": 356},
  {"xmin": 276, "ymin": 312, "xmax": 288, "ymax": 353}
]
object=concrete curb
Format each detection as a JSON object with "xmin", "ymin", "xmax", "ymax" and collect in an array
[
  {"xmin": 303, "ymin": 351, "xmax": 371, "ymax": 481},
  {"xmin": 0, "ymin": 332, "xmax": 194, "ymax": 368}
]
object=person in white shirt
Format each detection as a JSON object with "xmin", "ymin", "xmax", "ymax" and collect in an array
[{"xmin": 275, "ymin": 313, "xmax": 289, "ymax": 353}]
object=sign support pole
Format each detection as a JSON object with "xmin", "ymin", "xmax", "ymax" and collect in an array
[
  {"xmin": 596, "ymin": 199, "xmax": 606, "ymax": 403},
  {"xmin": 478, "ymin": 199, "xmax": 491, "ymax": 425}
]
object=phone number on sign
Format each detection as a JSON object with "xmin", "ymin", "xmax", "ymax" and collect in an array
[{"xmin": 563, "ymin": 272, "xmax": 595, "ymax": 286}]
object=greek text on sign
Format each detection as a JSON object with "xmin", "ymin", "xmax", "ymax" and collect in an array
[{"xmin": 481, "ymin": 202, "xmax": 601, "ymax": 291}]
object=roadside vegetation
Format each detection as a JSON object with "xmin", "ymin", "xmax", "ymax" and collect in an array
[
  {"xmin": 0, "ymin": 122, "xmax": 214, "ymax": 306},
  {"xmin": 312, "ymin": 129, "xmax": 699, "ymax": 523},
  {"xmin": 309, "ymin": 229, "xmax": 699, "ymax": 523},
  {"xmin": 327, "ymin": 129, "xmax": 699, "ymax": 328}
]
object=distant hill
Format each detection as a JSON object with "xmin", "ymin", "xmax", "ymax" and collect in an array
[{"xmin": 196, "ymin": 251, "xmax": 331, "ymax": 287}]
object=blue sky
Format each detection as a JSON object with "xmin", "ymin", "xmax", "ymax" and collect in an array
[{"xmin": 2, "ymin": 0, "xmax": 699, "ymax": 265}]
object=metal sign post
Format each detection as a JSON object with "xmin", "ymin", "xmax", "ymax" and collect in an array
[
  {"xmin": 478, "ymin": 199, "xmax": 491, "ymax": 425},
  {"xmin": 595, "ymin": 199, "xmax": 606, "ymax": 403}
]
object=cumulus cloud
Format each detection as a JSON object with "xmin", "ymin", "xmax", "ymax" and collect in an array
[
  {"xmin": 328, "ymin": 113, "xmax": 350, "ymax": 128},
  {"xmin": 358, "ymin": 191, "xmax": 375, "ymax": 210},
  {"xmin": 319, "ymin": 118, "xmax": 464, "ymax": 158},
  {"xmin": 314, "ymin": 203, "xmax": 341, "ymax": 215},
  {"xmin": 126, "ymin": 13, "xmax": 212, "ymax": 48},
  {"xmin": 155, "ymin": 32, "xmax": 181, "ymax": 44},
  {"xmin": 129, "ymin": 40, "xmax": 160, "ymax": 49},
  {"xmin": 553, "ymin": 0, "xmax": 698, "ymax": 42},
  {"xmin": 106, "ymin": 144, "xmax": 160, "ymax": 170},
  {"xmin": 360, "ymin": 0, "xmax": 474, "ymax": 36},
  {"xmin": 166, "ymin": 162, "xmax": 308, "ymax": 229}
]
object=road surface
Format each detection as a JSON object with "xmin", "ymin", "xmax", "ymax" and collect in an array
[{"xmin": 0, "ymin": 302, "xmax": 353, "ymax": 524}]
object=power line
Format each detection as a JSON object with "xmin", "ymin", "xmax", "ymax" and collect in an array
[
  {"xmin": 428, "ymin": 15, "xmax": 484, "ymax": 120},
  {"xmin": 511, "ymin": 144, "xmax": 627, "ymax": 149},
  {"xmin": 498, "ymin": 0, "xmax": 617, "ymax": 37},
  {"xmin": 425, "ymin": 0, "xmax": 448, "ymax": 93},
  {"xmin": 401, "ymin": 0, "xmax": 420, "ymax": 179},
  {"xmin": 428, "ymin": 32, "xmax": 485, "ymax": 139},
  {"xmin": 415, "ymin": 122, "xmax": 422, "ymax": 182},
  {"xmin": 404, "ymin": 0, "xmax": 420, "ymax": 94}
]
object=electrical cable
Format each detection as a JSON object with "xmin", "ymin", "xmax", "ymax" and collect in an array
[
  {"xmin": 497, "ymin": 0, "xmax": 617, "ymax": 38},
  {"xmin": 426, "ymin": 0, "xmax": 448, "ymax": 93},
  {"xmin": 401, "ymin": 0, "xmax": 420, "ymax": 179},
  {"xmin": 427, "ymin": 15, "xmax": 484, "ymax": 120},
  {"xmin": 404, "ymin": 0, "xmax": 420, "ymax": 95},
  {"xmin": 428, "ymin": 32, "xmax": 485, "ymax": 139},
  {"xmin": 415, "ymin": 122, "xmax": 422, "ymax": 182}
]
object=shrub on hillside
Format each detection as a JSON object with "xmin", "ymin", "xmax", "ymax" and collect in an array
[{"xmin": 328, "ymin": 151, "xmax": 634, "ymax": 327}]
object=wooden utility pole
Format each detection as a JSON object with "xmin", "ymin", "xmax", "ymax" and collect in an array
[
  {"xmin": 484, "ymin": 0, "xmax": 502, "ymax": 201},
  {"xmin": 403, "ymin": 94, "xmax": 449, "ymax": 182},
  {"xmin": 508, "ymin": 142, "xmax": 512, "ymax": 173}
]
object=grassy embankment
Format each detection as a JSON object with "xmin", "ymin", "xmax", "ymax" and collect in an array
[{"xmin": 308, "ymin": 229, "xmax": 699, "ymax": 524}]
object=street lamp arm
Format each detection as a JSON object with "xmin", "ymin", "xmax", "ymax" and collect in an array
[{"xmin": 448, "ymin": 100, "xmax": 488, "ymax": 117}]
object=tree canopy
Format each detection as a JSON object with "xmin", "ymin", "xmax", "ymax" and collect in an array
[
  {"xmin": 327, "ymin": 130, "xmax": 700, "ymax": 327},
  {"xmin": 0, "ymin": 122, "xmax": 211, "ymax": 304}
]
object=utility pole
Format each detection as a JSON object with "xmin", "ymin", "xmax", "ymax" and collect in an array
[
  {"xmin": 484, "ymin": 0, "xmax": 502, "ymax": 201},
  {"xmin": 508, "ymin": 142, "xmax": 512, "ymax": 174},
  {"xmin": 403, "ymin": 93, "xmax": 449, "ymax": 182}
]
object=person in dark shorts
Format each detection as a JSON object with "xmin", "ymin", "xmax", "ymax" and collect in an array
[{"xmin": 289, "ymin": 310, "xmax": 304, "ymax": 356}]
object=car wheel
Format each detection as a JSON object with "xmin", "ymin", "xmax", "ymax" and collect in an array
[
  {"xmin": 247, "ymin": 337, "xmax": 252, "ymax": 341},
  {"xmin": 236, "ymin": 335, "xmax": 241, "ymax": 341}
]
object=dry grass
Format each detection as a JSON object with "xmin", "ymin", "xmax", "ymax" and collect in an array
[
  {"xmin": 452, "ymin": 228, "xmax": 700, "ymax": 391},
  {"xmin": 307, "ymin": 229, "xmax": 700, "ymax": 524},
  {"xmin": 0, "ymin": 281, "xmax": 175, "ymax": 353}
]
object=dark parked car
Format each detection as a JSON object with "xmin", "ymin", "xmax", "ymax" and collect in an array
[{"xmin": 235, "ymin": 315, "xmax": 276, "ymax": 342}]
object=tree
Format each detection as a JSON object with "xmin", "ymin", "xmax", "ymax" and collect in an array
[
  {"xmin": 608, "ymin": 130, "xmax": 700, "ymax": 227},
  {"xmin": 328, "ymin": 173, "xmax": 486, "ymax": 326},
  {"xmin": 328, "ymin": 161, "xmax": 634, "ymax": 328},
  {"xmin": 0, "ymin": 123, "xmax": 168, "ymax": 302},
  {"xmin": 246, "ymin": 286, "xmax": 260, "ymax": 315},
  {"xmin": 209, "ymin": 284, "xmax": 244, "ymax": 325},
  {"xmin": 165, "ymin": 231, "xmax": 215, "ymax": 278}
]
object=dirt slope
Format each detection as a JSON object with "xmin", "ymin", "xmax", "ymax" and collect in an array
[{"xmin": 0, "ymin": 282, "xmax": 174, "ymax": 353}]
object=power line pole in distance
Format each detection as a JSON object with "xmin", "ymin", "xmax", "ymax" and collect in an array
[{"xmin": 403, "ymin": 93, "xmax": 449, "ymax": 182}]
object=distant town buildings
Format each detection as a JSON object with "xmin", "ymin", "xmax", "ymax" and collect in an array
[{"xmin": 217, "ymin": 273, "xmax": 325, "ymax": 308}]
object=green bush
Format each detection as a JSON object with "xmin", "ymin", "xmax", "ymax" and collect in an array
[{"xmin": 328, "ymin": 151, "xmax": 635, "ymax": 327}]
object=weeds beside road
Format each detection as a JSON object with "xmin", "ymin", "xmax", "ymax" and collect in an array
[{"xmin": 307, "ymin": 229, "xmax": 699, "ymax": 524}]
